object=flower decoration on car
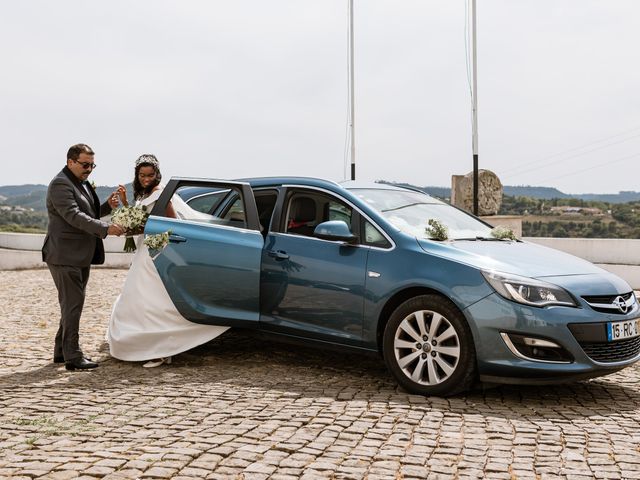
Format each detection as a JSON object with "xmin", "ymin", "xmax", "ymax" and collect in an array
[
  {"xmin": 144, "ymin": 231, "xmax": 171, "ymax": 259},
  {"xmin": 425, "ymin": 218, "xmax": 449, "ymax": 241},
  {"xmin": 490, "ymin": 225, "xmax": 517, "ymax": 241}
]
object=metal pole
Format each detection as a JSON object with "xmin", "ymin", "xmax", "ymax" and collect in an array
[
  {"xmin": 471, "ymin": 0, "xmax": 479, "ymax": 215},
  {"xmin": 349, "ymin": 0, "xmax": 356, "ymax": 180}
]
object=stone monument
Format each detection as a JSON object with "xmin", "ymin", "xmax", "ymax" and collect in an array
[
  {"xmin": 451, "ymin": 169, "xmax": 522, "ymax": 237},
  {"xmin": 451, "ymin": 169, "xmax": 503, "ymax": 215}
]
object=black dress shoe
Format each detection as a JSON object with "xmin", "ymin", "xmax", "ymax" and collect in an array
[
  {"xmin": 55, "ymin": 355, "xmax": 91, "ymax": 364},
  {"xmin": 65, "ymin": 357, "xmax": 98, "ymax": 370}
]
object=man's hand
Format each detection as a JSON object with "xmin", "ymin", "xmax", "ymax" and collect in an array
[
  {"xmin": 108, "ymin": 191, "xmax": 120, "ymax": 209},
  {"xmin": 107, "ymin": 224, "xmax": 125, "ymax": 236}
]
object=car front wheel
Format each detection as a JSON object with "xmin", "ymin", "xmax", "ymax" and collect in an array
[{"xmin": 382, "ymin": 294, "xmax": 476, "ymax": 396}]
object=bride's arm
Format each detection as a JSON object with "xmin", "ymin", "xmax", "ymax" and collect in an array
[
  {"xmin": 151, "ymin": 185, "xmax": 175, "ymax": 218},
  {"xmin": 165, "ymin": 201, "xmax": 177, "ymax": 219}
]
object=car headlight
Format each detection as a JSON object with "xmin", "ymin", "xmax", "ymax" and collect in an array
[{"xmin": 481, "ymin": 270, "xmax": 577, "ymax": 308}]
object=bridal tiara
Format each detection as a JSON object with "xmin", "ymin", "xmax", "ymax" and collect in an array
[{"xmin": 135, "ymin": 154, "xmax": 159, "ymax": 168}]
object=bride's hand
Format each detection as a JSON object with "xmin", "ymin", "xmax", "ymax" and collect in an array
[
  {"xmin": 108, "ymin": 191, "xmax": 120, "ymax": 209},
  {"xmin": 117, "ymin": 185, "xmax": 128, "ymax": 206}
]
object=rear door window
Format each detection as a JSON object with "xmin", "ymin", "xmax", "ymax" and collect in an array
[
  {"xmin": 185, "ymin": 189, "xmax": 228, "ymax": 214},
  {"xmin": 165, "ymin": 185, "xmax": 249, "ymax": 230}
]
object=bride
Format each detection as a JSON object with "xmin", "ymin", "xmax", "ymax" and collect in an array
[{"xmin": 106, "ymin": 154, "xmax": 228, "ymax": 367}]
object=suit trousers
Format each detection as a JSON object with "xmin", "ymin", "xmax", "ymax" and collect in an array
[{"xmin": 47, "ymin": 264, "xmax": 91, "ymax": 361}]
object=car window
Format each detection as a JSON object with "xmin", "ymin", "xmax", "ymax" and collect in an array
[
  {"xmin": 285, "ymin": 191, "xmax": 354, "ymax": 239},
  {"xmin": 221, "ymin": 195, "xmax": 246, "ymax": 224},
  {"xmin": 285, "ymin": 194, "xmax": 319, "ymax": 237},
  {"xmin": 186, "ymin": 190, "xmax": 228, "ymax": 214},
  {"xmin": 328, "ymin": 201, "xmax": 352, "ymax": 224},
  {"xmin": 255, "ymin": 191, "xmax": 278, "ymax": 233},
  {"xmin": 363, "ymin": 219, "xmax": 391, "ymax": 248},
  {"xmin": 352, "ymin": 188, "xmax": 492, "ymax": 240},
  {"xmin": 170, "ymin": 185, "xmax": 248, "ymax": 229}
]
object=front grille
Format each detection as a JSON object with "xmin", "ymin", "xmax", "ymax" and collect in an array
[
  {"xmin": 582, "ymin": 292, "xmax": 637, "ymax": 314},
  {"xmin": 579, "ymin": 336, "xmax": 640, "ymax": 363}
]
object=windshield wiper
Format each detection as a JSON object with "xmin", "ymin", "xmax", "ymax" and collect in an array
[
  {"xmin": 454, "ymin": 236, "xmax": 508, "ymax": 241},
  {"xmin": 381, "ymin": 202, "xmax": 431, "ymax": 213}
]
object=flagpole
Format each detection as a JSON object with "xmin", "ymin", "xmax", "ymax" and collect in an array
[
  {"xmin": 349, "ymin": 0, "xmax": 356, "ymax": 180},
  {"xmin": 471, "ymin": 0, "xmax": 479, "ymax": 215}
]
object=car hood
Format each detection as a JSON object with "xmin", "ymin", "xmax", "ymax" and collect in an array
[
  {"xmin": 418, "ymin": 238, "xmax": 606, "ymax": 278},
  {"xmin": 417, "ymin": 238, "xmax": 633, "ymax": 294}
]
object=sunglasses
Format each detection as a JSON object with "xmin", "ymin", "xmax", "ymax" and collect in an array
[{"xmin": 73, "ymin": 159, "xmax": 97, "ymax": 170}]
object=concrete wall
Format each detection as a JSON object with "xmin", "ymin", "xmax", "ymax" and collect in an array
[
  {"xmin": 1, "ymin": 232, "xmax": 639, "ymax": 287},
  {"xmin": 524, "ymin": 237, "xmax": 640, "ymax": 289},
  {"xmin": 0, "ymin": 232, "xmax": 133, "ymax": 270},
  {"xmin": 0, "ymin": 249, "xmax": 133, "ymax": 270},
  {"xmin": 523, "ymin": 237, "xmax": 640, "ymax": 265},
  {"xmin": 0, "ymin": 232, "xmax": 127, "ymax": 253}
]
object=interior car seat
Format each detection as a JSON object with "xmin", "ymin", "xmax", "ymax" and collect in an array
[{"xmin": 287, "ymin": 197, "xmax": 317, "ymax": 236}]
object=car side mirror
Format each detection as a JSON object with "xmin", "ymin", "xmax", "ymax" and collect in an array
[{"xmin": 314, "ymin": 220, "xmax": 358, "ymax": 244}]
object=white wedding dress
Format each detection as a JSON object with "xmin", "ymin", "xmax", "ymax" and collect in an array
[{"xmin": 107, "ymin": 189, "xmax": 229, "ymax": 361}]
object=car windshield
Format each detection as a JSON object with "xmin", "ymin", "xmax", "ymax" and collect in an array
[{"xmin": 351, "ymin": 188, "xmax": 493, "ymax": 240}]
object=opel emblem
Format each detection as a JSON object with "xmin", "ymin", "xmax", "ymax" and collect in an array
[{"xmin": 612, "ymin": 296, "xmax": 628, "ymax": 314}]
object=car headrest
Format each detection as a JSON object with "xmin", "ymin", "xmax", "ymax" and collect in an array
[{"xmin": 290, "ymin": 197, "xmax": 316, "ymax": 222}]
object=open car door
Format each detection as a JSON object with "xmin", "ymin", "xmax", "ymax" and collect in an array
[{"xmin": 145, "ymin": 178, "xmax": 263, "ymax": 327}]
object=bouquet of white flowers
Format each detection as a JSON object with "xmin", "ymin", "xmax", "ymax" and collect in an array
[
  {"xmin": 143, "ymin": 231, "xmax": 171, "ymax": 259},
  {"xmin": 111, "ymin": 205, "xmax": 150, "ymax": 252}
]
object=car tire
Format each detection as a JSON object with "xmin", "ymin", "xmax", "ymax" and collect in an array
[{"xmin": 382, "ymin": 294, "xmax": 476, "ymax": 396}]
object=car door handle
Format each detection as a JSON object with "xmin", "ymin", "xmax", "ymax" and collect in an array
[
  {"xmin": 267, "ymin": 250, "xmax": 289, "ymax": 260},
  {"xmin": 168, "ymin": 234, "xmax": 187, "ymax": 243}
]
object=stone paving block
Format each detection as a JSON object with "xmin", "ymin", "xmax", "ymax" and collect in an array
[
  {"xmin": 176, "ymin": 466, "xmax": 213, "ymax": 477},
  {"xmin": 104, "ymin": 471, "xmax": 145, "ymax": 480},
  {"xmin": 244, "ymin": 461, "xmax": 277, "ymax": 475},
  {"xmin": 84, "ymin": 465, "xmax": 116, "ymax": 476},
  {"xmin": 141, "ymin": 466, "xmax": 179, "ymax": 477},
  {"xmin": 401, "ymin": 464, "xmax": 430, "ymax": 477},
  {"xmin": 46, "ymin": 471, "xmax": 81, "ymax": 480},
  {"xmin": 95, "ymin": 458, "xmax": 127, "ymax": 468}
]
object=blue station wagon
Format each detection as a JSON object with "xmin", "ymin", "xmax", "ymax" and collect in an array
[{"xmin": 145, "ymin": 177, "xmax": 640, "ymax": 396}]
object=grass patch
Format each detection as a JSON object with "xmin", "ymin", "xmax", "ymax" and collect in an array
[
  {"xmin": 14, "ymin": 415, "xmax": 99, "ymax": 436},
  {"xmin": 24, "ymin": 436, "xmax": 40, "ymax": 448},
  {"xmin": 0, "ymin": 224, "xmax": 46, "ymax": 233}
]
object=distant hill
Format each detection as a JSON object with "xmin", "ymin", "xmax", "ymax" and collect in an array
[
  {"xmin": 377, "ymin": 181, "xmax": 640, "ymax": 204},
  {"xmin": 502, "ymin": 186, "xmax": 569, "ymax": 199},
  {"xmin": 574, "ymin": 191, "xmax": 640, "ymax": 203},
  {"xmin": 0, "ymin": 184, "xmax": 48, "ymax": 197},
  {"xmin": 1, "ymin": 182, "xmax": 639, "ymax": 210},
  {"xmin": 503, "ymin": 187, "xmax": 640, "ymax": 203},
  {"xmin": 0, "ymin": 184, "xmax": 132, "ymax": 211}
]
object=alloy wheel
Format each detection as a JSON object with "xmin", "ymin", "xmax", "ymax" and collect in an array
[{"xmin": 393, "ymin": 309, "xmax": 461, "ymax": 386}]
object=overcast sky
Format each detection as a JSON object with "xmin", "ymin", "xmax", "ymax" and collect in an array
[{"xmin": 1, "ymin": 1, "xmax": 639, "ymax": 194}]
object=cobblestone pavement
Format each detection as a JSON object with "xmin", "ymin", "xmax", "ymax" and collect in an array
[{"xmin": 1, "ymin": 269, "xmax": 639, "ymax": 480}]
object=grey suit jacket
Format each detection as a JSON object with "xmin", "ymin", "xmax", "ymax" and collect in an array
[{"xmin": 42, "ymin": 167, "xmax": 113, "ymax": 266}]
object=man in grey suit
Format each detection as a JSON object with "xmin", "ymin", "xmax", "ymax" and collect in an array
[{"xmin": 43, "ymin": 143, "xmax": 125, "ymax": 370}]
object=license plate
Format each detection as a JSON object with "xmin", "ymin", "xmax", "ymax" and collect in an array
[{"xmin": 607, "ymin": 318, "xmax": 640, "ymax": 342}]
